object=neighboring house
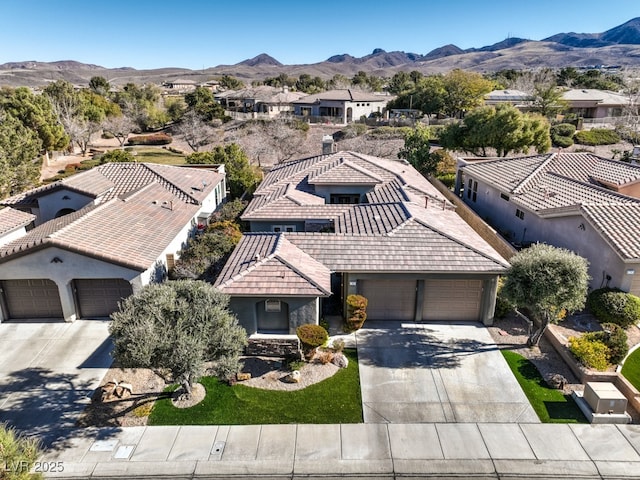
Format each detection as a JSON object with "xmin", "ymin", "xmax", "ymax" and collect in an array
[
  {"xmin": 484, "ymin": 89, "xmax": 534, "ymax": 109},
  {"xmin": 457, "ymin": 152, "xmax": 640, "ymax": 295},
  {"xmin": 161, "ymin": 78, "xmax": 199, "ymax": 93},
  {"xmin": 0, "ymin": 162, "xmax": 226, "ymax": 322},
  {"xmin": 292, "ymin": 89, "xmax": 391, "ymax": 124},
  {"xmin": 561, "ymin": 89, "xmax": 629, "ymax": 121},
  {"xmin": 215, "ymin": 151, "xmax": 509, "ymax": 336},
  {"xmin": 216, "ymin": 86, "xmax": 306, "ymax": 118}
]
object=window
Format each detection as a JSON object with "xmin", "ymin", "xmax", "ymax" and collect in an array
[
  {"xmin": 500, "ymin": 193, "xmax": 510, "ymax": 201},
  {"xmin": 515, "ymin": 208, "xmax": 525, "ymax": 220},
  {"xmin": 265, "ymin": 299, "xmax": 281, "ymax": 312},
  {"xmin": 330, "ymin": 194, "xmax": 360, "ymax": 204},
  {"xmin": 272, "ymin": 225, "xmax": 296, "ymax": 232},
  {"xmin": 166, "ymin": 254, "xmax": 175, "ymax": 270}
]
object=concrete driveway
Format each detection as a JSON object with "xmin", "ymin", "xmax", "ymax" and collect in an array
[
  {"xmin": 0, "ymin": 320, "xmax": 112, "ymax": 445},
  {"xmin": 356, "ymin": 321, "xmax": 540, "ymax": 424}
]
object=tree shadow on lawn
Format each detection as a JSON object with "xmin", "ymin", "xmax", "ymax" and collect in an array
[{"xmin": 356, "ymin": 322, "xmax": 501, "ymax": 369}]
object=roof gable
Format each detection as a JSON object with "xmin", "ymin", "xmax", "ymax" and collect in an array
[
  {"xmin": 215, "ymin": 234, "xmax": 331, "ymax": 296},
  {"xmin": 308, "ymin": 159, "xmax": 383, "ymax": 185}
]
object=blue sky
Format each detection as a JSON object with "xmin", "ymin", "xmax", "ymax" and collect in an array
[{"xmin": 2, "ymin": 0, "xmax": 638, "ymax": 70}]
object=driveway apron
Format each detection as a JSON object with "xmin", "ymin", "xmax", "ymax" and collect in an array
[
  {"xmin": 0, "ymin": 320, "xmax": 112, "ymax": 445},
  {"xmin": 356, "ymin": 321, "xmax": 540, "ymax": 424}
]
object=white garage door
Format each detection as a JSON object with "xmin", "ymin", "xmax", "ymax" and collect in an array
[
  {"xmin": 423, "ymin": 279, "xmax": 483, "ymax": 321},
  {"xmin": 360, "ymin": 279, "xmax": 417, "ymax": 321},
  {"xmin": 75, "ymin": 279, "xmax": 133, "ymax": 318},
  {"xmin": 1, "ymin": 279, "xmax": 64, "ymax": 319}
]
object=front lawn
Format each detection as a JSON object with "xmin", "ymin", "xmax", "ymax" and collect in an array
[
  {"xmin": 621, "ymin": 348, "xmax": 640, "ymax": 390},
  {"xmin": 128, "ymin": 147, "xmax": 186, "ymax": 165},
  {"xmin": 148, "ymin": 349, "xmax": 362, "ymax": 425},
  {"xmin": 501, "ymin": 350, "xmax": 587, "ymax": 423}
]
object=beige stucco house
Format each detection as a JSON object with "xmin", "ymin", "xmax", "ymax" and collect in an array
[
  {"xmin": 292, "ymin": 89, "xmax": 391, "ymax": 124},
  {"xmin": 457, "ymin": 152, "xmax": 640, "ymax": 295},
  {"xmin": 0, "ymin": 162, "xmax": 226, "ymax": 322}
]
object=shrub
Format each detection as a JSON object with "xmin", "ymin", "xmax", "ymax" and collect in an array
[
  {"xmin": 436, "ymin": 172, "xmax": 456, "ymax": 189},
  {"xmin": 0, "ymin": 423, "xmax": 43, "ymax": 480},
  {"xmin": 574, "ymin": 128, "xmax": 620, "ymax": 146},
  {"xmin": 100, "ymin": 149, "xmax": 135, "ymax": 164},
  {"xmin": 126, "ymin": 133, "xmax": 172, "ymax": 145},
  {"xmin": 552, "ymin": 134, "xmax": 574, "ymax": 148},
  {"xmin": 587, "ymin": 288, "xmax": 640, "ymax": 328},
  {"xmin": 330, "ymin": 338, "xmax": 345, "ymax": 353},
  {"xmin": 345, "ymin": 294, "xmax": 368, "ymax": 332},
  {"xmin": 432, "ymin": 148, "xmax": 456, "ymax": 175},
  {"xmin": 586, "ymin": 322, "xmax": 629, "ymax": 365},
  {"xmin": 316, "ymin": 350, "xmax": 335, "ymax": 365},
  {"xmin": 569, "ymin": 335, "xmax": 610, "ymax": 371},
  {"xmin": 551, "ymin": 123, "xmax": 576, "ymax": 138},
  {"xmin": 296, "ymin": 324, "xmax": 329, "ymax": 350}
]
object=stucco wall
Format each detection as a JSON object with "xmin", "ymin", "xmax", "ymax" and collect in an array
[
  {"xmin": 228, "ymin": 296, "xmax": 319, "ymax": 335},
  {"xmin": 0, "ymin": 226, "xmax": 29, "ymax": 248},
  {"xmin": 36, "ymin": 189, "xmax": 95, "ymax": 224},
  {"xmin": 0, "ymin": 247, "xmax": 142, "ymax": 322}
]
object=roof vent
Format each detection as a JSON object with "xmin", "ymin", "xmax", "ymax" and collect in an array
[{"xmin": 254, "ymin": 253, "xmax": 261, "ymax": 262}]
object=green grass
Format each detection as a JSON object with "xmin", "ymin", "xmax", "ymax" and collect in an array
[
  {"xmin": 621, "ymin": 348, "xmax": 640, "ymax": 390},
  {"xmin": 148, "ymin": 349, "xmax": 362, "ymax": 425},
  {"xmin": 501, "ymin": 350, "xmax": 587, "ymax": 423},
  {"xmin": 129, "ymin": 147, "xmax": 186, "ymax": 165}
]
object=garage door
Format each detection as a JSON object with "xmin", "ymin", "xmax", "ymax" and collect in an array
[
  {"xmin": 1, "ymin": 279, "xmax": 64, "ymax": 319},
  {"xmin": 75, "ymin": 279, "xmax": 133, "ymax": 318},
  {"xmin": 360, "ymin": 279, "xmax": 417, "ymax": 321},
  {"xmin": 423, "ymin": 279, "xmax": 483, "ymax": 321}
]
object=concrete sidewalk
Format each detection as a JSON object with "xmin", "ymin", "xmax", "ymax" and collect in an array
[{"xmin": 42, "ymin": 423, "xmax": 640, "ymax": 479}]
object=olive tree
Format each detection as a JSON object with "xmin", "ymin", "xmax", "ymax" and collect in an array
[
  {"xmin": 110, "ymin": 280, "xmax": 247, "ymax": 397},
  {"xmin": 501, "ymin": 243, "xmax": 590, "ymax": 346}
]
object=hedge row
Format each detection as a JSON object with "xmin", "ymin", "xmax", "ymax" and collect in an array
[{"xmin": 126, "ymin": 133, "xmax": 172, "ymax": 145}]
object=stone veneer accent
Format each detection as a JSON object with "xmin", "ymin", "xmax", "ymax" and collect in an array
[{"xmin": 245, "ymin": 334, "xmax": 301, "ymax": 357}]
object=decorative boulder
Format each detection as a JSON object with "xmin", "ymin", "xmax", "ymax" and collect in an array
[
  {"xmin": 283, "ymin": 370, "xmax": 301, "ymax": 383},
  {"xmin": 547, "ymin": 373, "xmax": 568, "ymax": 390},
  {"xmin": 236, "ymin": 372, "xmax": 251, "ymax": 381},
  {"xmin": 332, "ymin": 353, "xmax": 349, "ymax": 369}
]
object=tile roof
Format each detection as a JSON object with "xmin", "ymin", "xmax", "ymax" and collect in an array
[
  {"xmin": 2, "ymin": 163, "xmax": 224, "ymax": 207},
  {"xmin": 461, "ymin": 152, "xmax": 640, "ymax": 263},
  {"xmin": 243, "ymin": 151, "xmax": 449, "ymax": 221},
  {"xmin": 292, "ymin": 89, "xmax": 389, "ymax": 104},
  {"xmin": 215, "ymin": 234, "xmax": 332, "ymax": 296},
  {"xmin": 285, "ymin": 220, "xmax": 508, "ymax": 273},
  {"xmin": 461, "ymin": 152, "xmax": 640, "ymax": 201},
  {"xmin": 221, "ymin": 150, "xmax": 509, "ymax": 296},
  {"xmin": 308, "ymin": 159, "xmax": 383, "ymax": 185},
  {"xmin": 0, "ymin": 163, "xmax": 225, "ymax": 270},
  {"xmin": 562, "ymin": 89, "xmax": 629, "ymax": 105},
  {"xmin": 0, "ymin": 208, "xmax": 36, "ymax": 236},
  {"xmin": 0, "ymin": 182, "xmax": 200, "ymax": 270},
  {"xmin": 581, "ymin": 204, "xmax": 640, "ymax": 260}
]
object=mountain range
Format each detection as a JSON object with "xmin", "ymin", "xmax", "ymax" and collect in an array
[{"xmin": 2, "ymin": 17, "xmax": 640, "ymax": 88}]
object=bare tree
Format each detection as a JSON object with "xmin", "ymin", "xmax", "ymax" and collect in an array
[
  {"xmin": 234, "ymin": 118, "xmax": 307, "ymax": 166},
  {"xmin": 618, "ymin": 68, "xmax": 640, "ymax": 142},
  {"xmin": 102, "ymin": 114, "xmax": 136, "ymax": 147},
  {"xmin": 174, "ymin": 110, "xmax": 216, "ymax": 152}
]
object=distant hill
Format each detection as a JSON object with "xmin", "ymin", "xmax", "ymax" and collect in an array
[
  {"xmin": 236, "ymin": 53, "xmax": 282, "ymax": 67},
  {"xmin": 2, "ymin": 17, "xmax": 640, "ymax": 88}
]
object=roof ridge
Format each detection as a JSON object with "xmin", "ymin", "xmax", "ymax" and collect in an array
[
  {"xmin": 545, "ymin": 172, "xmax": 640, "ymax": 204},
  {"xmin": 512, "ymin": 153, "xmax": 556, "ymax": 194},
  {"xmin": 273, "ymin": 242, "xmax": 331, "ymax": 296},
  {"xmin": 142, "ymin": 163, "xmax": 201, "ymax": 204}
]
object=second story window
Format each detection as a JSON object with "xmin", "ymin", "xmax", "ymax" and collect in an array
[
  {"xmin": 467, "ymin": 179, "xmax": 478, "ymax": 202},
  {"xmin": 330, "ymin": 194, "xmax": 360, "ymax": 204},
  {"xmin": 515, "ymin": 208, "xmax": 525, "ymax": 220}
]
